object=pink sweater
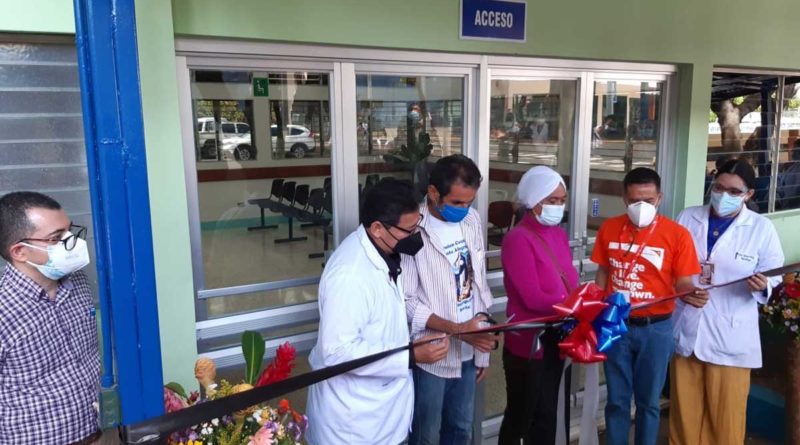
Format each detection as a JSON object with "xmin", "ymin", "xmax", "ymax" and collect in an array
[{"xmin": 501, "ymin": 213, "xmax": 579, "ymax": 359}]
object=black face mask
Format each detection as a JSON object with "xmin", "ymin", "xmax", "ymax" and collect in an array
[
  {"xmin": 393, "ymin": 231, "xmax": 424, "ymax": 256},
  {"xmin": 382, "ymin": 223, "xmax": 424, "ymax": 256}
]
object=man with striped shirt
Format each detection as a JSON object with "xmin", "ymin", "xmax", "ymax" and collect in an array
[{"xmin": 404, "ymin": 155, "xmax": 496, "ymax": 445}]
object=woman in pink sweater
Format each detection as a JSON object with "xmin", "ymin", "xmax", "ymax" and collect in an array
[{"xmin": 498, "ymin": 166, "xmax": 579, "ymax": 445}]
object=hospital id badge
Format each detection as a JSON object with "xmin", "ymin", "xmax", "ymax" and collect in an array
[{"xmin": 700, "ymin": 262, "xmax": 714, "ymax": 285}]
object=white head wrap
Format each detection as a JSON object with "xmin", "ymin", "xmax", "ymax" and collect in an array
[{"xmin": 516, "ymin": 166, "xmax": 567, "ymax": 209}]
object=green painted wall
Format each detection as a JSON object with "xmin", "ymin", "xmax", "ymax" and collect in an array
[
  {"xmin": 170, "ymin": 0, "xmax": 800, "ymax": 253},
  {"xmin": 0, "ymin": 0, "xmax": 74, "ymax": 34},
  {"xmin": 134, "ymin": 0, "xmax": 198, "ymax": 388}
]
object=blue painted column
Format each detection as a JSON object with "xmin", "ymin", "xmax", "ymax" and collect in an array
[{"xmin": 73, "ymin": 0, "xmax": 165, "ymax": 423}]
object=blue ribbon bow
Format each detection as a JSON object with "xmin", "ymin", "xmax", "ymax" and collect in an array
[{"xmin": 592, "ymin": 292, "xmax": 631, "ymax": 353}]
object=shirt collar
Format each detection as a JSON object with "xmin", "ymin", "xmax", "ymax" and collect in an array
[
  {"xmin": 2, "ymin": 264, "xmax": 74, "ymax": 304},
  {"xmin": 366, "ymin": 232, "xmax": 402, "ymax": 282}
]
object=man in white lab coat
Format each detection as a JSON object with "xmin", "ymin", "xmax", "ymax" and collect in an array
[{"xmin": 306, "ymin": 178, "xmax": 449, "ymax": 445}]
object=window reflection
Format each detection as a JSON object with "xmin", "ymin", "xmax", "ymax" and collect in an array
[
  {"xmin": 487, "ymin": 79, "xmax": 577, "ymax": 248},
  {"xmin": 777, "ymin": 78, "xmax": 800, "ymax": 211},
  {"xmin": 591, "ymin": 81, "xmax": 662, "ymax": 173},
  {"xmin": 706, "ymin": 73, "xmax": 779, "ymax": 213},
  {"xmin": 191, "ymin": 70, "xmax": 334, "ymax": 317},
  {"xmin": 355, "ymin": 74, "xmax": 464, "ymax": 202}
]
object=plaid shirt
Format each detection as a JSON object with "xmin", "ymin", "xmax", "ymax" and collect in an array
[{"xmin": 0, "ymin": 265, "xmax": 99, "ymax": 444}]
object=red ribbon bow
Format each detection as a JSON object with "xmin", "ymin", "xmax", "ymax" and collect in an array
[{"xmin": 553, "ymin": 283, "xmax": 609, "ymax": 363}]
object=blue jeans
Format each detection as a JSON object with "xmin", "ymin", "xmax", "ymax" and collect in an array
[
  {"xmin": 603, "ymin": 318, "xmax": 674, "ymax": 445},
  {"xmin": 409, "ymin": 361, "xmax": 476, "ymax": 445}
]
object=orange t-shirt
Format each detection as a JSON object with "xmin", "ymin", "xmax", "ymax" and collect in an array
[{"xmin": 591, "ymin": 214, "xmax": 701, "ymax": 317}]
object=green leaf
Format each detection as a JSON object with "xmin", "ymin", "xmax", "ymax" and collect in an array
[
  {"xmin": 242, "ymin": 330, "xmax": 265, "ymax": 385},
  {"xmin": 165, "ymin": 382, "xmax": 187, "ymax": 399}
]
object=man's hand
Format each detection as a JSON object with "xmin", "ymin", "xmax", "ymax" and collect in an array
[
  {"xmin": 413, "ymin": 334, "xmax": 450, "ymax": 364},
  {"xmin": 747, "ymin": 273, "xmax": 769, "ymax": 292},
  {"xmin": 680, "ymin": 287, "xmax": 710, "ymax": 308},
  {"xmin": 476, "ymin": 367, "xmax": 489, "ymax": 383},
  {"xmin": 457, "ymin": 314, "xmax": 497, "ymax": 353}
]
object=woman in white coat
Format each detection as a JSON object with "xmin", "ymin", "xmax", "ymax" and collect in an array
[{"xmin": 671, "ymin": 159, "xmax": 785, "ymax": 445}]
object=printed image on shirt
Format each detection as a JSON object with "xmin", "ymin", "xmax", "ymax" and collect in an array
[{"xmin": 444, "ymin": 240, "xmax": 473, "ymax": 306}]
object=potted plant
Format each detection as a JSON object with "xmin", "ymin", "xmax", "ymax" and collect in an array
[
  {"xmin": 383, "ymin": 116, "xmax": 434, "ymax": 196},
  {"xmin": 761, "ymin": 272, "xmax": 800, "ymax": 443}
]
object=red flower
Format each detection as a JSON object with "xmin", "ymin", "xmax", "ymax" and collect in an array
[
  {"xmin": 785, "ymin": 283, "xmax": 800, "ymax": 300},
  {"xmin": 256, "ymin": 342, "xmax": 297, "ymax": 387},
  {"xmin": 278, "ymin": 399, "xmax": 291, "ymax": 415}
]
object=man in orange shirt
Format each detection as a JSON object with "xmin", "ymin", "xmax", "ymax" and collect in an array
[{"xmin": 591, "ymin": 168, "xmax": 708, "ymax": 445}]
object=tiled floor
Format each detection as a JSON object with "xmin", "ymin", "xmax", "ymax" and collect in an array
[{"xmin": 482, "ymin": 409, "xmax": 777, "ymax": 444}]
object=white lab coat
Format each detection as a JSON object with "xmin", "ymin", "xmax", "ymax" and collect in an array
[
  {"xmin": 674, "ymin": 205, "xmax": 784, "ymax": 368},
  {"xmin": 306, "ymin": 225, "xmax": 413, "ymax": 445}
]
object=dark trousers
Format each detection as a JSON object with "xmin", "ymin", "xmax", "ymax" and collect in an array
[{"xmin": 498, "ymin": 331, "xmax": 570, "ymax": 445}]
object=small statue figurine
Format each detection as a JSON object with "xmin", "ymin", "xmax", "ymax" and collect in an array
[{"xmin": 194, "ymin": 357, "xmax": 218, "ymax": 398}]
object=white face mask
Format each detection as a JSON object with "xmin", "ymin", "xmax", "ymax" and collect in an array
[
  {"xmin": 535, "ymin": 204, "xmax": 565, "ymax": 226},
  {"xmin": 22, "ymin": 233, "xmax": 90, "ymax": 280},
  {"xmin": 626, "ymin": 201, "xmax": 658, "ymax": 228}
]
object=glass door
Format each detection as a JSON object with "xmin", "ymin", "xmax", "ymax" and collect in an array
[
  {"xmin": 482, "ymin": 71, "xmax": 581, "ymax": 430},
  {"xmin": 479, "ymin": 68, "xmax": 672, "ymax": 441},
  {"xmin": 579, "ymin": 76, "xmax": 668, "ymax": 280}
]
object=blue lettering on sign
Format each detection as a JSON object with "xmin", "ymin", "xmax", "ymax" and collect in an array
[{"xmin": 461, "ymin": 0, "xmax": 526, "ymax": 42}]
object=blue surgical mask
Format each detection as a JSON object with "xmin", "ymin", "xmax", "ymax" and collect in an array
[
  {"xmin": 710, "ymin": 191, "xmax": 744, "ymax": 217},
  {"xmin": 438, "ymin": 203, "xmax": 470, "ymax": 223},
  {"xmin": 22, "ymin": 235, "xmax": 90, "ymax": 280},
  {"xmin": 535, "ymin": 204, "xmax": 565, "ymax": 226}
]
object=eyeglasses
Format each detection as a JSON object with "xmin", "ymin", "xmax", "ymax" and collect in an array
[
  {"xmin": 382, "ymin": 213, "xmax": 424, "ymax": 235},
  {"xmin": 710, "ymin": 183, "xmax": 749, "ymax": 197},
  {"xmin": 19, "ymin": 224, "xmax": 88, "ymax": 251}
]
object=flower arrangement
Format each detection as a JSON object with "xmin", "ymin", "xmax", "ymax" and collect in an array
[
  {"xmin": 163, "ymin": 331, "xmax": 307, "ymax": 445},
  {"xmin": 761, "ymin": 272, "xmax": 800, "ymax": 340}
]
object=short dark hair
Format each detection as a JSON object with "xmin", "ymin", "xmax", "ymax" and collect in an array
[
  {"xmin": 360, "ymin": 178, "xmax": 421, "ymax": 227},
  {"xmin": 715, "ymin": 158, "xmax": 756, "ymax": 190},
  {"xmin": 623, "ymin": 167, "xmax": 661, "ymax": 192},
  {"xmin": 428, "ymin": 154, "xmax": 482, "ymax": 197},
  {"xmin": 0, "ymin": 191, "xmax": 62, "ymax": 262}
]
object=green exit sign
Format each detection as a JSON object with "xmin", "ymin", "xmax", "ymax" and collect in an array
[{"xmin": 253, "ymin": 78, "xmax": 269, "ymax": 97}]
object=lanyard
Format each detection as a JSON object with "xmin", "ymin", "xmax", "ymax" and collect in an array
[
  {"xmin": 525, "ymin": 223, "xmax": 574, "ymax": 294},
  {"xmin": 617, "ymin": 216, "xmax": 658, "ymax": 284}
]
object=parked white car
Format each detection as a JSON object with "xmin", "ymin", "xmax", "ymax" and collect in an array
[
  {"xmin": 197, "ymin": 118, "xmax": 250, "ymax": 149},
  {"xmin": 220, "ymin": 133, "xmax": 257, "ymax": 161},
  {"xmin": 271, "ymin": 124, "xmax": 317, "ymax": 158},
  {"xmin": 213, "ymin": 124, "xmax": 317, "ymax": 161}
]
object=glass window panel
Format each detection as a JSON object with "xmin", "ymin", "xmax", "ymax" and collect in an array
[
  {"xmin": 204, "ymin": 285, "xmax": 319, "ymax": 319},
  {"xmin": 192, "ymin": 70, "xmax": 333, "ymax": 315},
  {"xmin": 591, "ymin": 80, "xmax": 662, "ymax": 173},
  {"xmin": 0, "ymin": 115, "xmax": 84, "ymax": 140},
  {"xmin": 0, "ymin": 41, "xmax": 98, "ymax": 289},
  {"xmin": 0, "ymin": 64, "xmax": 80, "ymax": 88},
  {"xmin": 0, "ymin": 141, "xmax": 86, "ymax": 166},
  {"xmin": 588, "ymin": 80, "xmax": 664, "ymax": 249},
  {"xmin": 487, "ymin": 79, "xmax": 577, "ymax": 249},
  {"xmin": 0, "ymin": 91, "xmax": 82, "ymax": 114},
  {"xmin": 706, "ymin": 73, "xmax": 779, "ymax": 214},
  {"xmin": 777, "ymin": 77, "xmax": 800, "ymax": 211},
  {"xmin": 355, "ymin": 74, "xmax": 464, "ymax": 201}
]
